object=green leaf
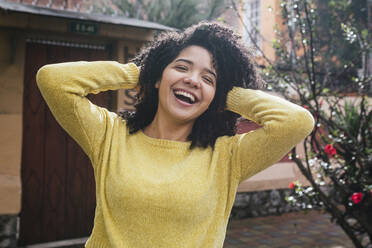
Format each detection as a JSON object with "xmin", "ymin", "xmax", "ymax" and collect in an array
[
  {"xmin": 361, "ymin": 29, "xmax": 368, "ymax": 40},
  {"xmin": 322, "ymin": 88, "xmax": 330, "ymax": 94}
]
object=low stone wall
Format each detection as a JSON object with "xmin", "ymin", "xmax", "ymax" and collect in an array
[
  {"xmin": 0, "ymin": 215, "xmax": 17, "ymax": 248},
  {"xmin": 230, "ymin": 189, "xmax": 296, "ymax": 219}
]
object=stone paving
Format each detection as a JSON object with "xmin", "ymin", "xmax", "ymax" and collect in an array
[
  {"xmin": 20, "ymin": 211, "xmax": 354, "ymax": 248},
  {"xmin": 223, "ymin": 211, "xmax": 354, "ymax": 248}
]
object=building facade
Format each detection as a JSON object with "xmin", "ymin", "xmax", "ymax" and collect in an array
[{"xmin": 0, "ymin": 1, "xmax": 171, "ymax": 246}]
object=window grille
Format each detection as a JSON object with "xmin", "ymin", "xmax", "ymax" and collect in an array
[
  {"xmin": 26, "ymin": 38, "xmax": 107, "ymax": 50},
  {"xmin": 243, "ymin": 0, "xmax": 261, "ymax": 48}
]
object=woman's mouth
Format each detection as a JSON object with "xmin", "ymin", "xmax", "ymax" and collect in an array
[{"xmin": 173, "ymin": 89, "xmax": 198, "ymax": 104}]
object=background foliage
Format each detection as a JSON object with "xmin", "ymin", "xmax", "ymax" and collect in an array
[
  {"xmin": 93, "ymin": 0, "xmax": 228, "ymax": 29},
  {"xmin": 235, "ymin": 0, "xmax": 371, "ymax": 247}
]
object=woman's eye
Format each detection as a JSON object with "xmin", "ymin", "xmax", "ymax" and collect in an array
[
  {"xmin": 203, "ymin": 76, "xmax": 214, "ymax": 85},
  {"xmin": 176, "ymin": 66, "xmax": 187, "ymax": 71}
]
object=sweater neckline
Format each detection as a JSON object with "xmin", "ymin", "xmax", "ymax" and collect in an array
[{"xmin": 137, "ymin": 130, "xmax": 191, "ymax": 149}]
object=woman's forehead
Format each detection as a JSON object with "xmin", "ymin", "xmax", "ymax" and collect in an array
[{"xmin": 173, "ymin": 45, "xmax": 217, "ymax": 74}]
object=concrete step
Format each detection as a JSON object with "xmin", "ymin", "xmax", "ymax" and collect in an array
[{"xmin": 22, "ymin": 237, "xmax": 88, "ymax": 248}]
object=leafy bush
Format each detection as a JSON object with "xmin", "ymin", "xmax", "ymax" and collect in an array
[{"xmin": 234, "ymin": 0, "xmax": 371, "ymax": 246}]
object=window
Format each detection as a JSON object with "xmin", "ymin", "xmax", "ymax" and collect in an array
[{"xmin": 243, "ymin": 0, "xmax": 261, "ymax": 48}]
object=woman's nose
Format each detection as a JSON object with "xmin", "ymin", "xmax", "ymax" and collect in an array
[{"xmin": 184, "ymin": 75, "xmax": 200, "ymax": 88}]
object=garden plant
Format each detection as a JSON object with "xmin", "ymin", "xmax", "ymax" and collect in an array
[{"xmin": 232, "ymin": 0, "xmax": 371, "ymax": 247}]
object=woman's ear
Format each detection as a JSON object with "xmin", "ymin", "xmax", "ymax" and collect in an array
[{"xmin": 155, "ymin": 80, "xmax": 160, "ymax": 88}]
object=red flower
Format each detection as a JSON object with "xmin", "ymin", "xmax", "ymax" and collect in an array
[
  {"xmin": 351, "ymin": 192, "xmax": 363, "ymax": 204},
  {"xmin": 324, "ymin": 144, "xmax": 337, "ymax": 157},
  {"xmin": 289, "ymin": 182, "xmax": 295, "ymax": 189},
  {"xmin": 303, "ymin": 105, "xmax": 309, "ymax": 110},
  {"xmin": 319, "ymin": 99, "xmax": 323, "ymax": 107}
]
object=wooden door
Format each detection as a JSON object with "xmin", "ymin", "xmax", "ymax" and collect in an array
[{"xmin": 20, "ymin": 41, "xmax": 111, "ymax": 245}]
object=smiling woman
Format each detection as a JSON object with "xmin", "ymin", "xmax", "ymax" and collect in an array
[
  {"xmin": 36, "ymin": 21, "xmax": 314, "ymax": 248},
  {"xmin": 128, "ymin": 22, "xmax": 264, "ymax": 148},
  {"xmin": 146, "ymin": 45, "xmax": 217, "ymax": 141}
]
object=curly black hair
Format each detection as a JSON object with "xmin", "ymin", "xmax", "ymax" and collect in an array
[{"xmin": 123, "ymin": 21, "xmax": 263, "ymax": 148}]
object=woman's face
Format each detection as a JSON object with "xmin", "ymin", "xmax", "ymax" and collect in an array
[{"xmin": 155, "ymin": 45, "xmax": 217, "ymax": 125}]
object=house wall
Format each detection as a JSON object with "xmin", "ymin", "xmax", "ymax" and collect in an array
[
  {"xmin": 0, "ymin": 11, "xmax": 153, "ymax": 214},
  {"xmin": 258, "ymin": 0, "xmax": 278, "ymax": 63},
  {"xmin": 0, "ymin": 29, "xmax": 24, "ymax": 214}
]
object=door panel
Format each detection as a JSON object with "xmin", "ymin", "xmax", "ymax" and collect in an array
[{"xmin": 20, "ymin": 42, "xmax": 111, "ymax": 245}]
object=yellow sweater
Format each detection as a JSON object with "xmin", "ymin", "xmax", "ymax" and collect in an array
[{"xmin": 36, "ymin": 61, "xmax": 314, "ymax": 248}]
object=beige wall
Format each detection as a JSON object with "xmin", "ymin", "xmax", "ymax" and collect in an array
[
  {"xmin": 0, "ymin": 29, "xmax": 25, "ymax": 214},
  {"xmin": 258, "ymin": 0, "xmax": 277, "ymax": 63},
  {"xmin": 237, "ymin": 0, "xmax": 282, "ymax": 64}
]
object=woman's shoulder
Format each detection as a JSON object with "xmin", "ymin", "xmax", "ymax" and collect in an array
[{"xmin": 94, "ymin": 107, "xmax": 130, "ymax": 132}]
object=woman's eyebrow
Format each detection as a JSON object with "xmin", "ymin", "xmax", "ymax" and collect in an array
[
  {"xmin": 175, "ymin": 58, "xmax": 217, "ymax": 79},
  {"xmin": 175, "ymin": 58, "xmax": 193, "ymax": 65}
]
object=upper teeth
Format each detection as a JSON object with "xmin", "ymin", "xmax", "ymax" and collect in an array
[{"xmin": 174, "ymin": 90, "xmax": 196, "ymax": 103}]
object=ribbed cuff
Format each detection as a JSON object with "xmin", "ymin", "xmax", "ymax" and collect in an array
[
  {"xmin": 122, "ymin": 62, "xmax": 140, "ymax": 85},
  {"xmin": 226, "ymin": 87, "xmax": 250, "ymax": 114}
]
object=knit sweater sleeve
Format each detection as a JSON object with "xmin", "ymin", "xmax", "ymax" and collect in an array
[
  {"xmin": 226, "ymin": 87, "xmax": 314, "ymax": 182},
  {"xmin": 36, "ymin": 61, "xmax": 139, "ymax": 164}
]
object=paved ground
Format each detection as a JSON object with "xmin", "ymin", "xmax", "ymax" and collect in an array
[
  {"xmin": 223, "ymin": 211, "xmax": 354, "ymax": 248},
  {"xmin": 25, "ymin": 211, "xmax": 354, "ymax": 247}
]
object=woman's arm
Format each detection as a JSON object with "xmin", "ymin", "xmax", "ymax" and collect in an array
[
  {"xmin": 227, "ymin": 87, "xmax": 314, "ymax": 182},
  {"xmin": 36, "ymin": 61, "xmax": 139, "ymax": 163}
]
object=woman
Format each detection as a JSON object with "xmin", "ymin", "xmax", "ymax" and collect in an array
[{"xmin": 36, "ymin": 22, "xmax": 314, "ymax": 248}]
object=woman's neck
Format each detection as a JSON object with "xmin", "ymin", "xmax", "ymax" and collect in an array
[{"xmin": 143, "ymin": 115, "xmax": 194, "ymax": 142}]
